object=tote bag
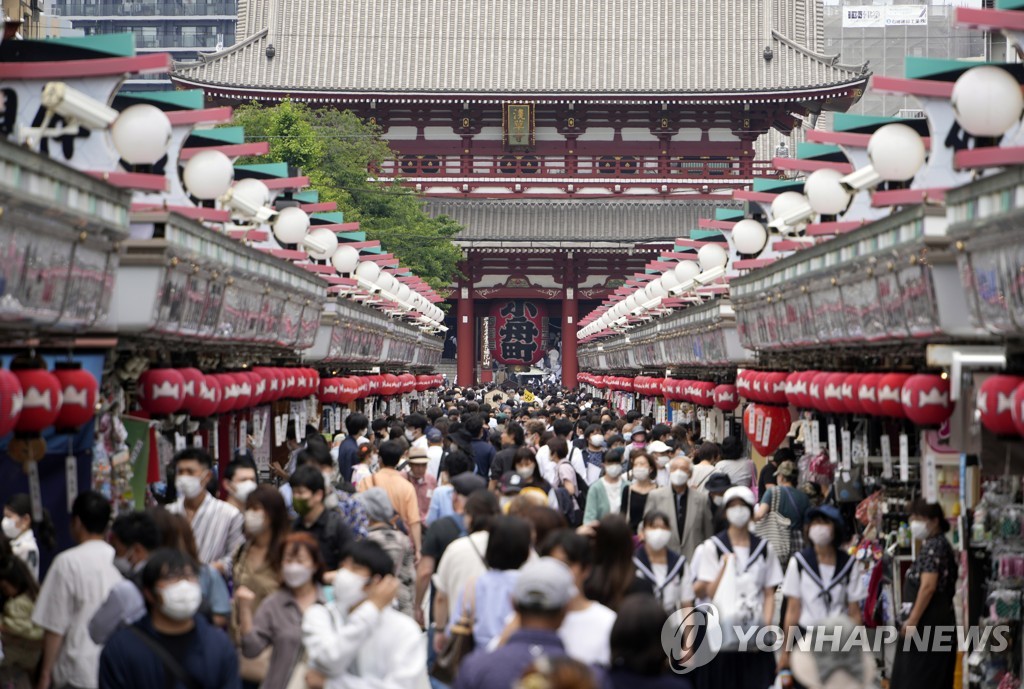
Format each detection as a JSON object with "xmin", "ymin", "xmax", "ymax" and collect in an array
[{"xmin": 754, "ymin": 487, "xmax": 792, "ymax": 564}]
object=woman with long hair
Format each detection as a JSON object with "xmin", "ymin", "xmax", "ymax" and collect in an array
[
  {"xmin": 3, "ymin": 494, "xmax": 56, "ymax": 580},
  {"xmin": 583, "ymin": 514, "xmax": 653, "ymax": 611},
  {"xmin": 621, "ymin": 453, "xmax": 657, "ymax": 533},
  {"xmin": 0, "ymin": 556, "xmax": 43, "ymax": 689}
]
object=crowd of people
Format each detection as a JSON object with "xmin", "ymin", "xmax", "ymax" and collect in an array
[{"xmin": 0, "ymin": 383, "xmax": 949, "ymax": 689}]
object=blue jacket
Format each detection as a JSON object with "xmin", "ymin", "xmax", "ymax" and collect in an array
[
  {"xmin": 337, "ymin": 436, "xmax": 360, "ymax": 483},
  {"xmin": 470, "ymin": 438, "xmax": 496, "ymax": 478},
  {"xmin": 99, "ymin": 614, "xmax": 241, "ymax": 689}
]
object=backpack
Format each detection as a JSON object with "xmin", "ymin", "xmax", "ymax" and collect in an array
[
  {"xmin": 553, "ymin": 486, "xmax": 583, "ymax": 527},
  {"xmin": 566, "ymin": 445, "xmax": 590, "ymax": 507}
]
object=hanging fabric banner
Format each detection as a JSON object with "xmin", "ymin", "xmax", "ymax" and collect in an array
[{"xmin": 491, "ymin": 300, "xmax": 546, "ymax": 366}]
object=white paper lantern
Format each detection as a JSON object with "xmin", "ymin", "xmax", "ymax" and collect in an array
[
  {"xmin": 952, "ymin": 66, "xmax": 1024, "ymax": 138},
  {"xmin": 697, "ymin": 243, "xmax": 729, "ymax": 271},
  {"xmin": 182, "ymin": 150, "xmax": 234, "ymax": 200},
  {"xmin": 868, "ymin": 124, "xmax": 926, "ymax": 182},
  {"xmin": 302, "ymin": 227, "xmax": 339, "ymax": 261},
  {"xmin": 272, "ymin": 206, "xmax": 310, "ymax": 245},
  {"xmin": 111, "ymin": 104, "xmax": 172, "ymax": 165},
  {"xmin": 731, "ymin": 219, "xmax": 768, "ymax": 255},
  {"xmin": 804, "ymin": 168, "xmax": 852, "ymax": 216},
  {"xmin": 673, "ymin": 260, "xmax": 701, "ymax": 283},
  {"xmin": 355, "ymin": 260, "xmax": 381, "ymax": 283},
  {"xmin": 331, "ymin": 245, "xmax": 360, "ymax": 273}
]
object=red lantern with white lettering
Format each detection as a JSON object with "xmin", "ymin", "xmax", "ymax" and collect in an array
[
  {"xmin": 736, "ymin": 371, "xmax": 754, "ymax": 400},
  {"xmin": 808, "ymin": 372, "xmax": 831, "ymax": 413},
  {"xmin": 877, "ymin": 373, "xmax": 911, "ymax": 418},
  {"xmin": 248, "ymin": 371, "xmax": 267, "ymax": 407},
  {"xmin": 785, "ymin": 372, "xmax": 807, "ymax": 409},
  {"xmin": 137, "ymin": 368, "xmax": 185, "ymax": 417},
  {"xmin": 1012, "ymin": 382, "xmax": 1024, "ymax": 437},
  {"xmin": 232, "ymin": 372, "xmax": 253, "ymax": 410},
  {"xmin": 12, "ymin": 367, "xmax": 62, "ymax": 433},
  {"xmin": 901, "ymin": 374, "xmax": 953, "ymax": 426},
  {"xmin": 696, "ymin": 381, "xmax": 718, "ymax": 407},
  {"xmin": 978, "ymin": 375, "xmax": 1024, "ymax": 436},
  {"xmin": 743, "ymin": 403, "xmax": 792, "ymax": 457},
  {"xmin": 187, "ymin": 374, "xmax": 222, "ymax": 418},
  {"xmin": 214, "ymin": 373, "xmax": 238, "ymax": 415},
  {"xmin": 0, "ymin": 370, "xmax": 23, "ymax": 437},
  {"xmin": 319, "ymin": 378, "xmax": 341, "ymax": 404},
  {"xmin": 761, "ymin": 372, "xmax": 789, "ymax": 406},
  {"xmin": 748, "ymin": 372, "xmax": 767, "ymax": 403},
  {"xmin": 823, "ymin": 373, "xmax": 849, "ymax": 415},
  {"xmin": 842, "ymin": 374, "xmax": 865, "ymax": 416},
  {"xmin": 52, "ymin": 364, "xmax": 97, "ymax": 431},
  {"xmin": 415, "ymin": 375, "xmax": 432, "ymax": 393},
  {"xmin": 713, "ymin": 384, "xmax": 739, "ymax": 412},
  {"xmin": 858, "ymin": 373, "xmax": 884, "ymax": 417}
]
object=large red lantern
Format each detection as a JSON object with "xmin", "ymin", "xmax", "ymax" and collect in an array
[
  {"xmin": 649, "ymin": 378, "xmax": 665, "ymax": 398},
  {"xmin": 12, "ymin": 367, "xmax": 63, "ymax": 433},
  {"xmin": 381, "ymin": 374, "xmax": 401, "ymax": 396},
  {"xmin": 748, "ymin": 372, "xmax": 766, "ymax": 403},
  {"xmin": 713, "ymin": 384, "xmax": 739, "ymax": 412},
  {"xmin": 692, "ymin": 381, "xmax": 716, "ymax": 407},
  {"xmin": 857, "ymin": 373, "xmax": 883, "ymax": 417},
  {"xmin": 178, "ymin": 368, "xmax": 205, "ymax": 415},
  {"xmin": 400, "ymin": 373, "xmax": 417, "ymax": 395},
  {"xmin": 823, "ymin": 373, "xmax": 849, "ymax": 415},
  {"xmin": 186, "ymin": 374, "xmax": 222, "ymax": 418},
  {"xmin": 0, "ymin": 370, "xmax": 23, "ymax": 437},
  {"xmin": 1012, "ymin": 382, "xmax": 1024, "ymax": 437},
  {"xmin": 415, "ymin": 375, "xmax": 432, "ymax": 392},
  {"xmin": 248, "ymin": 371, "xmax": 267, "ymax": 407},
  {"xmin": 214, "ymin": 373, "xmax": 238, "ymax": 415},
  {"xmin": 842, "ymin": 374, "xmax": 865, "ymax": 416},
  {"xmin": 743, "ymin": 403, "xmax": 792, "ymax": 457},
  {"xmin": 809, "ymin": 372, "xmax": 831, "ymax": 413},
  {"xmin": 877, "ymin": 373, "xmax": 910, "ymax": 418},
  {"xmin": 901, "ymin": 374, "xmax": 953, "ymax": 427},
  {"xmin": 785, "ymin": 372, "xmax": 808, "ymax": 409},
  {"xmin": 736, "ymin": 370, "xmax": 754, "ymax": 400},
  {"xmin": 491, "ymin": 300, "xmax": 546, "ymax": 366},
  {"xmin": 319, "ymin": 378, "xmax": 341, "ymax": 404},
  {"xmin": 761, "ymin": 372, "xmax": 789, "ymax": 406},
  {"xmin": 978, "ymin": 375, "xmax": 1024, "ymax": 436},
  {"xmin": 52, "ymin": 364, "xmax": 98, "ymax": 431},
  {"xmin": 232, "ymin": 372, "xmax": 253, "ymax": 410},
  {"xmin": 137, "ymin": 368, "xmax": 185, "ymax": 417}
]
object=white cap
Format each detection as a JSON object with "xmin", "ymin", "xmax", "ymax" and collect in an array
[
  {"xmin": 647, "ymin": 440, "xmax": 671, "ymax": 454},
  {"xmin": 723, "ymin": 486, "xmax": 756, "ymax": 508}
]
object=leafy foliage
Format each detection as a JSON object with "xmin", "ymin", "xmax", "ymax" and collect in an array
[{"xmin": 231, "ymin": 100, "xmax": 462, "ymax": 292}]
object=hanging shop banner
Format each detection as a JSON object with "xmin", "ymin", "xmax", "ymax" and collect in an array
[
  {"xmin": 842, "ymin": 5, "xmax": 927, "ymax": 27},
  {"xmin": 121, "ymin": 415, "xmax": 157, "ymax": 512},
  {"xmin": 491, "ymin": 300, "xmax": 546, "ymax": 366}
]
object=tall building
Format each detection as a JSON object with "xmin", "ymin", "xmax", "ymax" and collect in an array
[
  {"xmin": 172, "ymin": 0, "xmax": 869, "ymax": 386},
  {"xmin": 50, "ymin": 0, "xmax": 236, "ymax": 89}
]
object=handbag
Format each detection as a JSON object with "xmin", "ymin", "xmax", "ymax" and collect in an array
[
  {"xmin": 239, "ymin": 647, "xmax": 272, "ymax": 683},
  {"xmin": 754, "ymin": 487, "xmax": 793, "ymax": 564},
  {"xmin": 285, "ymin": 651, "xmax": 310, "ymax": 689},
  {"xmin": 429, "ymin": 576, "xmax": 477, "ymax": 683}
]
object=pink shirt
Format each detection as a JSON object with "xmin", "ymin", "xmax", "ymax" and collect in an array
[{"xmin": 405, "ymin": 471, "xmax": 437, "ymax": 523}]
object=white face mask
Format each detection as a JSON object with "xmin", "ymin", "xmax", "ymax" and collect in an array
[
  {"xmin": 632, "ymin": 467, "xmax": 650, "ymax": 482},
  {"xmin": 159, "ymin": 580, "xmax": 203, "ymax": 621},
  {"xmin": 604, "ymin": 464, "xmax": 623, "ymax": 479},
  {"xmin": 712, "ymin": 495, "xmax": 724, "ymax": 507},
  {"xmin": 175, "ymin": 475, "xmax": 204, "ymax": 500},
  {"xmin": 589, "ymin": 435, "xmax": 604, "ymax": 447},
  {"xmin": 808, "ymin": 523, "xmax": 834, "ymax": 547},
  {"xmin": 670, "ymin": 470, "xmax": 689, "ymax": 487},
  {"xmin": 1, "ymin": 517, "xmax": 22, "ymax": 540},
  {"xmin": 656, "ymin": 456, "xmax": 670, "ymax": 468},
  {"xmin": 910, "ymin": 520, "xmax": 929, "ymax": 541},
  {"xmin": 645, "ymin": 528, "xmax": 671, "ymax": 551},
  {"xmin": 333, "ymin": 567, "xmax": 369, "ymax": 612},
  {"xmin": 516, "ymin": 467, "xmax": 534, "ymax": 480},
  {"xmin": 726, "ymin": 505, "xmax": 751, "ymax": 528},
  {"xmin": 405, "ymin": 430, "xmax": 415, "ymax": 442},
  {"xmin": 282, "ymin": 562, "xmax": 314, "ymax": 589},
  {"xmin": 244, "ymin": 510, "xmax": 266, "ymax": 535},
  {"xmin": 232, "ymin": 480, "xmax": 257, "ymax": 503}
]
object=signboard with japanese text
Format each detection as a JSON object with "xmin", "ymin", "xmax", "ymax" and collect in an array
[
  {"xmin": 842, "ymin": 5, "xmax": 927, "ymax": 27},
  {"xmin": 491, "ymin": 300, "xmax": 546, "ymax": 365}
]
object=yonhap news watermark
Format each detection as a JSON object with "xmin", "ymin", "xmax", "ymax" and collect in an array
[{"xmin": 661, "ymin": 604, "xmax": 1010, "ymax": 674}]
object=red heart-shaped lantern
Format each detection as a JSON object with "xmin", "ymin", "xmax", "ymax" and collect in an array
[{"xmin": 743, "ymin": 403, "xmax": 793, "ymax": 457}]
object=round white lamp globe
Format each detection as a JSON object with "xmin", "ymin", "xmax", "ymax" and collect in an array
[
  {"xmin": 111, "ymin": 104, "xmax": 172, "ymax": 165},
  {"xmin": 272, "ymin": 207, "xmax": 310, "ymax": 245},
  {"xmin": 331, "ymin": 245, "xmax": 360, "ymax": 273},
  {"xmin": 697, "ymin": 243, "xmax": 729, "ymax": 271},
  {"xmin": 661, "ymin": 270, "xmax": 681, "ymax": 291},
  {"xmin": 804, "ymin": 168, "xmax": 852, "ymax": 216},
  {"xmin": 182, "ymin": 150, "xmax": 234, "ymax": 200},
  {"xmin": 674, "ymin": 260, "xmax": 701, "ymax": 283},
  {"xmin": 229, "ymin": 178, "xmax": 271, "ymax": 210},
  {"xmin": 868, "ymin": 124, "xmax": 926, "ymax": 182},
  {"xmin": 302, "ymin": 227, "xmax": 339, "ymax": 261},
  {"xmin": 396, "ymin": 284, "xmax": 412, "ymax": 304},
  {"xmin": 378, "ymin": 272, "xmax": 397, "ymax": 295},
  {"xmin": 649, "ymin": 280, "xmax": 669, "ymax": 299},
  {"xmin": 355, "ymin": 260, "xmax": 380, "ymax": 283},
  {"xmin": 731, "ymin": 219, "xmax": 769, "ymax": 255},
  {"xmin": 952, "ymin": 66, "xmax": 1024, "ymax": 138},
  {"xmin": 770, "ymin": 191, "xmax": 809, "ymax": 222}
]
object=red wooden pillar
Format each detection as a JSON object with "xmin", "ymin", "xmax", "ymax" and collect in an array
[
  {"xmin": 456, "ymin": 286, "xmax": 475, "ymax": 387},
  {"xmin": 561, "ymin": 256, "xmax": 579, "ymax": 389}
]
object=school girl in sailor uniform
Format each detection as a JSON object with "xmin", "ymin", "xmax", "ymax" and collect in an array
[
  {"xmin": 693, "ymin": 486, "xmax": 784, "ymax": 689},
  {"xmin": 633, "ymin": 511, "xmax": 695, "ymax": 613},
  {"xmin": 777, "ymin": 504, "xmax": 866, "ymax": 686}
]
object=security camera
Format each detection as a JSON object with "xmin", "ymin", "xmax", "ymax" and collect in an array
[
  {"xmin": 221, "ymin": 187, "xmax": 276, "ymax": 223},
  {"xmin": 668, "ymin": 278, "xmax": 696, "ymax": 296},
  {"xmin": 356, "ymin": 277, "xmax": 383, "ymax": 295},
  {"xmin": 839, "ymin": 165, "xmax": 882, "ymax": 193},
  {"xmin": 18, "ymin": 81, "xmax": 120, "ymax": 147},
  {"xmin": 768, "ymin": 202, "xmax": 815, "ymax": 232},
  {"xmin": 694, "ymin": 266, "xmax": 726, "ymax": 285}
]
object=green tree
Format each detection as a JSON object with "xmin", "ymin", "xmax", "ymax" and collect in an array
[{"xmin": 231, "ymin": 100, "xmax": 462, "ymax": 293}]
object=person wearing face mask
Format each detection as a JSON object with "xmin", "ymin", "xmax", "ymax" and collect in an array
[
  {"xmin": 306, "ymin": 451, "xmax": 369, "ymax": 541},
  {"xmin": 405, "ymin": 414, "xmax": 430, "ymax": 451},
  {"xmin": 645, "ymin": 440, "xmax": 673, "ymax": 487},
  {"xmin": 89, "ymin": 512, "xmax": 162, "ymax": 645},
  {"xmin": 237, "ymin": 533, "xmax": 327, "ymax": 689},
  {"xmin": 98, "ymin": 548, "xmax": 241, "ymax": 689},
  {"xmin": 888, "ymin": 500, "xmax": 957, "ymax": 689},
  {"xmin": 583, "ymin": 448, "xmax": 629, "ymax": 524},
  {"xmin": 230, "ymin": 487, "xmax": 289, "ymax": 689},
  {"xmin": 33, "ymin": 491, "xmax": 123, "ymax": 689},
  {"xmin": 301, "ymin": 541, "xmax": 426, "ymax": 689},
  {"xmin": 3, "ymin": 495, "xmax": 54, "ymax": 582},
  {"xmin": 290, "ymin": 466, "xmax": 355, "ymax": 574},
  {"xmin": 633, "ymin": 512, "xmax": 694, "ymax": 614},
  {"xmin": 508, "ymin": 447, "xmax": 554, "ymax": 496},
  {"xmin": 778, "ymin": 505, "xmax": 864, "ymax": 683},
  {"xmin": 167, "ymin": 449, "xmax": 244, "ymax": 577},
  {"xmin": 223, "ymin": 457, "xmax": 259, "ymax": 513},
  {"xmin": 694, "ymin": 487, "xmax": 783, "ymax": 689},
  {"xmin": 621, "ymin": 453, "xmax": 656, "ymax": 533},
  {"xmin": 356, "ymin": 489, "xmax": 416, "ymax": 619},
  {"xmin": 581, "ymin": 425, "xmax": 608, "ymax": 487},
  {"xmin": 405, "ymin": 448, "xmax": 438, "ymax": 524},
  {"xmin": 643, "ymin": 456, "xmax": 712, "ymax": 561},
  {"xmin": 703, "ymin": 473, "xmax": 734, "ymax": 533}
]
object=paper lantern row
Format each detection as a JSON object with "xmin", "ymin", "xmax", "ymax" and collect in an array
[
  {"xmin": 576, "ymin": 374, "xmax": 739, "ymax": 412},
  {"xmin": 0, "ymin": 364, "xmax": 99, "ymax": 437},
  {"xmin": 318, "ymin": 373, "xmax": 443, "ymax": 404}
]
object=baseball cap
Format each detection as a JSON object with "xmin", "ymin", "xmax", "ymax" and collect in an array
[
  {"xmin": 425, "ymin": 427, "xmax": 442, "ymax": 443},
  {"xmin": 499, "ymin": 471, "xmax": 525, "ymax": 496},
  {"xmin": 647, "ymin": 440, "xmax": 671, "ymax": 454},
  {"xmin": 407, "ymin": 447, "xmax": 429, "ymax": 464},
  {"xmin": 450, "ymin": 472, "xmax": 487, "ymax": 496},
  {"xmin": 513, "ymin": 557, "xmax": 577, "ymax": 612},
  {"xmin": 723, "ymin": 485, "xmax": 756, "ymax": 508}
]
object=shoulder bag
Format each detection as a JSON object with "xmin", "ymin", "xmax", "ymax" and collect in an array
[
  {"xmin": 753, "ymin": 487, "xmax": 793, "ymax": 564},
  {"xmin": 429, "ymin": 574, "xmax": 477, "ymax": 684}
]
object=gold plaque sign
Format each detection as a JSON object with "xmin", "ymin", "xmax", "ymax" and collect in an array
[{"xmin": 503, "ymin": 103, "xmax": 535, "ymax": 149}]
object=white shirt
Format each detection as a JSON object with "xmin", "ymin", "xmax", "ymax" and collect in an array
[
  {"xmin": 303, "ymin": 600, "xmax": 429, "ymax": 689},
  {"xmin": 690, "ymin": 543, "xmax": 710, "ymax": 606},
  {"xmin": 32, "ymin": 540, "xmax": 122, "ymax": 689},
  {"xmin": 432, "ymin": 531, "xmax": 489, "ymax": 600},
  {"xmin": 781, "ymin": 554, "xmax": 866, "ymax": 628},
  {"xmin": 426, "ymin": 445, "xmax": 444, "ymax": 479},
  {"xmin": 559, "ymin": 602, "xmax": 617, "ymax": 666},
  {"xmin": 715, "ymin": 459, "xmax": 755, "ymax": 491},
  {"xmin": 689, "ymin": 464, "xmax": 717, "ymax": 492},
  {"xmin": 11, "ymin": 529, "xmax": 39, "ymax": 581},
  {"xmin": 536, "ymin": 445, "xmax": 557, "ymax": 486},
  {"xmin": 412, "ymin": 435, "xmax": 429, "ymax": 451},
  {"xmin": 696, "ymin": 536, "xmax": 784, "ymax": 613},
  {"xmin": 636, "ymin": 556, "xmax": 695, "ymax": 614},
  {"xmin": 168, "ymin": 492, "xmax": 244, "ymax": 569},
  {"xmin": 604, "ymin": 478, "xmax": 624, "ymax": 515}
]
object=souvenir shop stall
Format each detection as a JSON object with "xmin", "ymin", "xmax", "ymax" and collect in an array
[
  {"xmin": 0, "ymin": 33, "xmax": 444, "ymax": 559},
  {"xmin": 576, "ymin": 3, "xmax": 1024, "ymax": 686}
]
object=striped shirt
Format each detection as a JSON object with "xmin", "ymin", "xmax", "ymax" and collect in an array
[{"xmin": 169, "ymin": 493, "xmax": 244, "ymax": 570}]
